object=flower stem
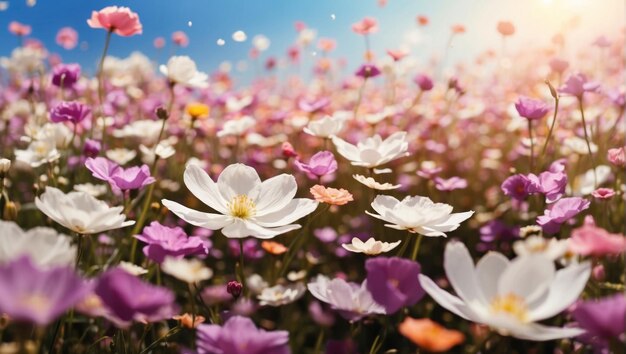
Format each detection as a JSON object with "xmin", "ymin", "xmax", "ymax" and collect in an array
[
  {"xmin": 237, "ymin": 239, "xmax": 248, "ymax": 297},
  {"xmin": 578, "ymin": 97, "xmax": 597, "ymax": 187},
  {"xmin": 353, "ymin": 78, "xmax": 367, "ymax": 119},
  {"xmin": 527, "ymin": 119, "xmax": 534, "ymax": 173},
  {"xmin": 75, "ymin": 233, "xmax": 84, "ymax": 269},
  {"xmin": 410, "ymin": 234, "xmax": 423, "ymax": 261},
  {"xmin": 94, "ymin": 30, "xmax": 113, "ymax": 143},
  {"xmin": 541, "ymin": 92, "xmax": 559, "ymax": 157}
]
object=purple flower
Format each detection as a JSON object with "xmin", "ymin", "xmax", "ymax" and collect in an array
[
  {"xmin": 501, "ymin": 174, "xmax": 532, "ymax": 201},
  {"xmin": 537, "ymin": 197, "xmax": 590, "ymax": 234},
  {"xmin": 434, "ymin": 176, "xmax": 467, "ymax": 191},
  {"xmin": 0, "ymin": 256, "xmax": 89, "ymax": 325},
  {"xmin": 196, "ymin": 315, "xmax": 290, "ymax": 354},
  {"xmin": 134, "ymin": 221, "xmax": 208, "ymax": 263},
  {"xmin": 50, "ymin": 101, "xmax": 91, "ymax": 124},
  {"xmin": 549, "ymin": 158, "xmax": 567, "ymax": 173},
  {"xmin": 527, "ymin": 171, "xmax": 567, "ymax": 203},
  {"xmin": 51, "ymin": 63, "xmax": 81, "ymax": 88},
  {"xmin": 314, "ymin": 227, "xmax": 337, "ymax": 243},
  {"xmin": 514, "ymin": 96, "xmax": 550, "ymax": 120},
  {"xmin": 478, "ymin": 220, "xmax": 519, "ymax": 252},
  {"xmin": 94, "ymin": 268, "xmax": 178, "ymax": 327},
  {"xmin": 228, "ymin": 239, "xmax": 264, "ymax": 260},
  {"xmin": 298, "ymin": 97, "xmax": 330, "ymax": 113},
  {"xmin": 85, "ymin": 157, "xmax": 155, "ymax": 191},
  {"xmin": 573, "ymin": 294, "xmax": 626, "ymax": 342},
  {"xmin": 413, "ymin": 74, "xmax": 434, "ymax": 91},
  {"xmin": 365, "ymin": 257, "xmax": 424, "ymax": 314},
  {"xmin": 559, "ymin": 73, "xmax": 600, "ymax": 98},
  {"xmin": 294, "ymin": 151, "xmax": 337, "ymax": 179},
  {"xmin": 83, "ymin": 139, "xmax": 101, "ymax": 158},
  {"xmin": 307, "ymin": 275, "xmax": 385, "ymax": 321},
  {"xmin": 355, "ymin": 64, "xmax": 381, "ymax": 79}
]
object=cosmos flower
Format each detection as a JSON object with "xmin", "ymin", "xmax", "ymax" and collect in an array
[
  {"xmin": 257, "ymin": 283, "xmax": 306, "ymax": 307},
  {"xmin": 294, "ymin": 151, "xmax": 337, "ymax": 179},
  {"xmin": 303, "ymin": 115, "xmax": 345, "ymax": 138},
  {"xmin": 310, "ymin": 185, "xmax": 353, "ymax": 205},
  {"xmin": 571, "ymin": 294, "xmax": 626, "ymax": 347},
  {"xmin": 512, "ymin": 236, "xmax": 570, "ymax": 261},
  {"xmin": 134, "ymin": 221, "xmax": 208, "ymax": 263},
  {"xmin": 434, "ymin": 177, "xmax": 468, "ymax": 191},
  {"xmin": 607, "ymin": 147, "xmax": 625, "ymax": 167},
  {"xmin": 398, "ymin": 318, "xmax": 465, "ymax": 352},
  {"xmin": 351, "ymin": 17, "xmax": 378, "ymax": 35},
  {"xmin": 341, "ymin": 237, "xmax": 401, "ymax": 255},
  {"xmin": 414, "ymin": 74, "xmax": 434, "ymax": 91},
  {"xmin": 365, "ymin": 257, "xmax": 425, "ymax": 314},
  {"xmin": 161, "ymin": 257, "xmax": 213, "ymax": 284},
  {"xmin": 497, "ymin": 21, "xmax": 515, "ymax": 36},
  {"xmin": 162, "ymin": 163, "xmax": 318, "ymax": 239},
  {"xmin": 0, "ymin": 221, "xmax": 75, "ymax": 267},
  {"xmin": 85, "ymin": 157, "xmax": 155, "ymax": 192},
  {"xmin": 51, "ymin": 63, "xmax": 81, "ymax": 88},
  {"xmin": 332, "ymin": 132, "xmax": 409, "ymax": 169},
  {"xmin": 355, "ymin": 64, "xmax": 381, "ymax": 79},
  {"xmin": 87, "ymin": 6, "xmax": 142, "ymax": 37},
  {"xmin": 514, "ymin": 96, "xmax": 549, "ymax": 121},
  {"xmin": 536, "ymin": 197, "xmax": 590, "ymax": 234},
  {"xmin": 55, "ymin": 27, "xmax": 78, "ymax": 49},
  {"xmin": 160, "ymin": 56, "xmax": 208, "ymax": 88},
  {"xmin": 558, "ymin": 73, "xmax": 600, "ymax": 98},
  {"xmin": 217, "ymin": 116, "xmax": 256, "ymax": 137},
  {"xmin": 196, "ymin": 316, "xmax": 290, "ymax": 354},
  {"xmin": 526, "ymin": 171, "xmax": 567, "ymax": 203},
  {"xmin": 569, "ymin": 216, "xmax": 626, "ymax": 257},
  {"xmin": 352, "ymin": 174, "xmax": 401, "ymax": 190},
  {"xmin": 35, "ymin": 186, "xmax": 135, "ymax": 234},
  {"xmin": 367, "ymin": 195, "xmax": 473, "ymax": 237},
  {"xmin": 419, "ymin": 241, "xmax": 591, "ymax": 341},
  {"xmin": 171, "ymin": 31, "xmax": 189, "ymax": 47},
  {"xmin": 8, "ymin": 21, "xmax": 31, "ymax": 36},
  {"xmin": 49, "ymin": 101, "xmax": 91, "ymax": 124},
  {"xmin": 307, "ymin": 275, "xmax": 386, "ymax": 321}
]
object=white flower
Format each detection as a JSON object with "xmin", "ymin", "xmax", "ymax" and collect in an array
[
  {"xmin": 419, "ymin": 241, "xmax": 590, "ymax": 341},
  {"xmin": 297, "ymin": 28, "xmax": 317, "ymax": 46},
  {"xmin": 247, "ymin": 274, "xmax": 269, "ymax": 294},
  {"xmin": 353, "ymin": 174, "xmax": 401, "ymax": 190},
  {"xmin": 118, "ymin": 261, "xmax": 148, "ymax": 276},
  {"xmin": 307, "ymin": 275, "xmax": 386, "ymax": 320},
  {"xmin": 367, "ymin": 195, "xmax": 473, "ymax": 237},
  {"xmin": 35, "ymin": 187, "xmax": 135, "ymax": 234},
  {"xmin": 303, "ymin": 115, "xmax": 345, "ymax": 138},
  {"xmin": 569, "ymin": 165, "xmax": 612, "ymax": 196},
  {"xmin": 162, "ymin": 164, "xmax": 318, "ymax": 239},
  {"xmin": 0, "ymin": 47, "xmax": 45, "ymax": 74},
  {"xmin": 225, "ymin": 95, "xmax": 253, "ymax": 113},
  {"xmin": 246, "ymin": 133, "xmax": 287, "ymax": 147},
  {"xmin": 232, "ymin": 30, "xmax": 247, "ymax": 42},
  {"xmin": 106, "ymin": 148, "xmax": 137, "ymax": 165},
  {"xmin": 161, "ymin": 257, "xmax": 213, "ymax": 284},
  {"xmin": 0, "ymin": 221, "xmax": 75, "ymax": 267},
  {"xmin": 0, "ymin": 158, "xmax": 10, "ymax": 174},
  {"xmin": 14, "ymin": 139, "xmax": 61, "ymax": 168},
  {"xmin": 217, "ymin": 116, "xmax": 256, "ymax": 138},
  {"xmin": 342, "ymin": 237, "xmax": 401, "ymax": 256},
  {"xmin": 139, "ymin": 142, "xmax": 176, "ymax": 164},
  {"xmin": 257, "ymin": 283, "xmax": 306, "ymax": 306},
  {"xmin": 73, "ymin": 183, "xmax": 108, "ymax": 197},
  {"xmin": 160, "ymin": 56, "xmax": 208, "ymax": 88},
  {"xmin": 113, "ymin": 119, "xmax": 164, "ymax": 145},
  {"xmin": 513, "ymin": 236, "xmax": 570, "ymax": 261},
  {"xmin": 332, "ymin": 132, "xmax": 409, "ymax": 168},
  {"xmin": 561, "ymin": 137, "xmax": 598, "ymax": 155},
  {"xmin": 252, "ymin": 35, "xmax": 270, "ymax": 51}
]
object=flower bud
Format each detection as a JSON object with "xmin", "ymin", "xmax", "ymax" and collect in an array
[
  {"xmin": 0, "ymin": 158, "xmax": 10, "ymax": 177},
  {"xmin": 155, "ymin": 107, "xmax": 169, "ymax": 120},
  {"xmin": 3, "ymin": 201, "xmax": 18, "ymax": 221},
  {"xmin": 227, "ymin": 280, "xmax": 243, "ymax": 299},
  {"xmin": 545, "ymin": 80, "xmax": 558, "ymax": 99}
]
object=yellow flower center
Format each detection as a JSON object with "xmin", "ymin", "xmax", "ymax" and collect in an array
[
  {"xmin": 228, "ymin": 194, "xmax": 256, "ymax": 219},
  {"xmin": 20, "ymin": 294, "xmax": 51, "ymax": 312},
  {"xmin": 490, "ymin": 293, "xmax": 528, "ymax": 322}
]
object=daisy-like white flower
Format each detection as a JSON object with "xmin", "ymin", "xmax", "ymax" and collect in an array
[
  {"xmin": 342, "ymin": 237, "xmax": 401, "ymax": 255},
  {"xmin": 513, "ymin": 236, "xmax": 570, "ymax": 261},
  {"xmin": 332, "ymin": 132, "xmax": 409, "ymax": 168},
  {"xmin": 161, "ymin": 257, "xmax": 213, "ymax": 284},
  {"xmin": 35, "ymin": 187, "xmax": 135, "ymax": 234},
  {"xmin": 105, "ymin": 148, "xmax": 137, "ymax": 165},
  {"xmin": 419, "ymin": 241, "xmax": 591, "ymax": 341},
  {"xmin": 367, "ymin": 195, "xmax": 473, "ymax": 237},
  {"xmin": 0, "ymin": 221, "xmax": 75, "ymax": 267},
  {"xmin": 216, "ymin": 116, "xmax": 256, "ymax": 138},
  {"xmin": 14, "ymin": 139, "xmax": 61, "ymax": 168},
  {"xmin": 353, "ymin": 174, "xmax": 401, "ymax": 190},
  {"xmin": 257, "ymin": 283, "xmax": 306, "ymax": 307},
  {"xmin": 118, "ymin": 261, "xmax": 149, "ymax": 276},
  {"xmin": 162, "ymin": 164, "xmax": 318, "ymax": 239},
  {"xmin": 73, "ymin": 183, "xmax": 108, "ymax": 197},
  {"xmin": 113, "ymin": 119, "xmax": 164, "ymax": 145},
  {"xmin": 159, "ymin": 56, "xmax": 208, "ymax": 88},
  {"xmin": 303, "ymin": 114, "xmax": 345, "ymax": 138}
]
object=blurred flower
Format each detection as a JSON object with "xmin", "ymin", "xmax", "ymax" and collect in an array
[
  {"xmin": 49, "ymin": 101, "xmax": 91, "ymax": 124},
  {"xmin": 341, "ymin": 237, "xmax": 401, "ymax": 255},
  {"xmin": 87, "ymin": 6, "xmax": 142, "ymax": 36},
  {"xmin": 252, "ymin": 34, "xmax": 271, "ymax": 51},
  {"xmin": 527, "ymin": 171, "xmax": 567, "ymax": 203},
  {"xmin": 55, "ymin": 27, "xmax": 78, "ymax": 49},
  {"xmin": 607, "ymin": 147, "xmax": 625, "ymax": 167},
  {"xmin": 309, "ymin": 301, "xmax": 335, "ymax": 327},
  {"xmin": 162, "ymin": 257, "xmax": 213, "ymax": 284},
  {"xmin": 258, "ymin": 283, "xmax": 306, "ymax": 306},
  {"xmin": 261, "ymin": 241, "xmax": 288, "ymax": 255},
  {"xmin": 186, "ymin": 103, "xmax": 210, "ymax": 120},
  {"xmin": 514, "ymin": 96, "xmax": 549, "ymax": 121},
  {"xmin": 105, "ymin": 148, "xmax": 137, "ymax": 165},
  {"xmin": 366, "ymin": 257, "xmax": 424, "ymax": 313},
  {"xmin": 298, "ymin": 97, "xmax": 329, "ymax": 113},
  {"xmin": 416, "ymin": 15, "xmax": 429, "ymax": 26},
  {"xmin": 355, "ymin": 64, "xmax": 381, "ymax": 79},
  {"xmin": 85, "ymin": 157, "xmax": 155, "ymax": 192},
  {"xmin": 8, "ymin": 21, "xmax": 31, "ymax": 36},
  {"xmin": 317, "ymin": 38, "xmax": 336, "ymax": 53},
  {"xmin": 153, "ymin": 36, "xmax": 165, "ymax": 49},
  {"xmin": 303, "ymin": 115, "xmax": 345, "ymax": 138},
  {"xmin": 558, "ymin": 73, "xmax": 600, "ymax": 98},
  {"xmin": 451, "ymin": 24, "xmax": 466, "ymax": 34},
  {"xmin": 549, "ymin": 58, "xmax": 569, "ymax": 74},
  {"xmin": 569, "ymin": 216, "xmax": 626, "ymax": 257},
  {"xmin": 351, "ymin": 17, "xmax": 378, "ymax": 35},
  {"xmin": 497, "ymin": 21, "xmax": 515, "ymax": 36},
  {"xmin": 414, "ymin": 74, "xmax": 434, "ymax": 91},
  {"xmin": 419, "ymin": 241, "xmax": 590, "ymax": 340},
  {"xmin": 310, "ymin": 185, "xmax": 353, "ymax": 205},
  {"xmin": 35, "ymin": 187, "xmax": 135, "ymax": 234},
  {"xmin": 217, "ymin": 116, "xmax": 255, "ymax": 137},
  {"xmin": 367, "ymin": 195, "xmax": 473, "ymax": 237},
  {"xmin": 513, "ymin": 236, "xmax": 569, "ymax": 261},
  {"xmin": 294, "ymin": 151, "xmax": 337, "ymax": 179},
  {"xmin": 173, "ymin": 313, "xmax": 205, "ymax": 329},
  {"xmin": 160, "ymin": 56, "xmax": 208, "ymax": 88},
  {"xmin": 0, "ymin": 221, "xmax": 75, "ymax": 267},
  {"xmin": 353, "ymin": 174, "xmax": 401, "ymax": 190},
  {"xmin": 51, "ymin": 63, "xmax": 81, "ymax": 88},
  {"xmin": 172, "ymin": 31, "xmax": 189, "ymax": 47},
  {"xmin": 118, "ymin": 261, "xmax": 148, "ymax": 276},
  {"xmin": 134, "ymin": 221, "xmax": 208, "ymax": 263},
  {"xmin": 162, "ymin": 163, "xmax": 318, "ymax": 239},
  {"xmin": 307, "ymin": 275, "xmax": 386, "ymax": 320},
  {"xmin": 501, "ymin": 174, "xmax": 532, "ymax": 201},
  {"xmin": 434, "ymin": 177, "xmax": 468, "ymax": 191},
  {"xmin": 196, "ymin": 316, "xmax": 290, "ymax": 354},
  {"xmin": 398, "ymin": 317, "xmax": 465, "ymax": 352},
  {"xmin": 332, "ymin": 132, "xmax": 409, "ymax": 168},
  {"xmin": 536, "ymin": 197, "xmax": 590, "ymax": 234},
  {"xmin": 591, "ymin": 187, "xmax": 615, "ymax": 200},
  {"xmin": 387, "ymin": 49, "xmax": 408, "ymax": 61},
  {"xmin": 572, "ymin": 294, "xmax": 626, "ymax": 346}
]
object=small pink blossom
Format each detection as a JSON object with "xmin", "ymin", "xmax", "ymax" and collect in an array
[
  {"xmin": 352, "ymin": 17, "xmax": 378, "ymax": 35},
  {"xmin": 8, "ymin": 21, "xmax": 31, "ymax": 36},
  {"xmin": 569, "ymin": 216, "xmax": 626, "ymax": 257},
  {"xmin": 172, "ymin": 31, "xmax": 189, "ymax": 47},
  {"xmin": 87, "ymin": 6, "xmax": 142, "ymax": 37},
  {"xmin": 591, "ymin": 188, "xmax": 615, "ymax": 200},
  {"xmin": 56, "ymin": 27, "xmax": 78, "ymax": 50}
]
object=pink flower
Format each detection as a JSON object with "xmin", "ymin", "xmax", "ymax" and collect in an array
[
  {"xmin": 352, "ymin": 17, "xmax": 378, "ymax": 35},
  {"xmin": 607, "ymin": 147, "xmax": 625, "ymax": 167},
  {"xmin": 8, "ymin": 21, "xmax": 31, "ymax": 36},
  {"xmin": 496, "ymin": 21, "xmax": 515, "ymax": 36},
  {"xmin": 451, "ymin": 24, "xmax": 466, "ymax": 34},
  {"xmin": 172, "ymin": 31, "xmax": 189, "ymax": 47},
  {"xmin": 55, "ymin": 27, "xmax": 78, "ymax": 50},
  {"xmin": 434, "ymin": 177, "xmax": 468, "ymax": 191},
  {"xmin": 591, "ymin": 188, "xmax": 615, "ymax": 200},
  {"xmin": 317, "ymin": 38, "xmax": 336, "ymax": 53},
  {"xmin": 87, "ymin": 6, "xmax": 142, "ymax": 37},
  {"xmin": 569, "ymin": 216, "xmax": 626, "ymax": 257},
  {"xmin": 153, "ymin": 37, "xmax": 165, "ymax": 49}
]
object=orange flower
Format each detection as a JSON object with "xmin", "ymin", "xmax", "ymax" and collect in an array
[
  {"xmin": 451, "ymin": 24, "xmax": 466, "ymax": 34},
  {"xmin": 416, "ymin": 15, "xmax": 429, "ymax": 26},
  {"xmin": 261, "ymin": 241, "xmax": 288, "ymax": 255},
  {"xmin": 398, "ymin": 317, "xmax": 465, "ymax": 352},
  {"xmin": 310, "ymin": 185, "xmax": 353, "ymax": 206},
  {"xmin": 186, "ymin": 103, "xmax": 210, "ymax": 120},
  {"xmin": 497, "ymin": 21, "xmax": 515, "ymax": 36},
  {"xmin": 173, "ymin": 313, "xmax": 206, "ymax": 329}
]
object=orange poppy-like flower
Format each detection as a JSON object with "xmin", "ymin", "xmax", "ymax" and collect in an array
[
  {"xmin": 416, "ymin": 15, "xmax": 429, "ymax": 26},
  {"xmin": 451, "ymin": 24, "xmax": 466, "ymax": 34},
  {"xmin": 310, "ymin": 185, "xmax": 353, "ymax": 206},
  {"xmin": 497, "ymin": 21, "xmax": 515, "ymax": 36},
  {"xmin": 186, "ymin": 103, "xmax": 210, "ymax": 120},
  {"xmin": 398, "ymin": 317, "xmax": 465, "ymax": 352},
  {"xmin": 261, "ymin": 241, "xmax": 288, "ymax": 255},
  {"xmin": 173, "ymin": 313, "xmax": 206, "ymax": 329}
]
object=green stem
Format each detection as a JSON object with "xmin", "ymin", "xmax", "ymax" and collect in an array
[
  {"xmin": 95, "ymin": 30, "xmax": 113, "ymax": 143},
  {"xmin": 139, "ymin": 327, "xmax": 181, "ymax": 354},
  {"xmin": 541, "ymin": 94, "xmax": 559, "ymax": 156},
  {"xmin": 75, "ymin": 233, "xmax": 84, "ymax": 269},
  {"xmin": 578, "ymin": 97, "xmax": 597, "ymax": 187},
  {"xmin": 527, "ymin": 119, "xmax": 534, "ymax": 173},
  {"xmin": 410, "ymin": 234, "xmax": 423, "ymax": 261},
  {"xmin": 238, "ymin": 239, "xmax": 248, "ymax": 297}
]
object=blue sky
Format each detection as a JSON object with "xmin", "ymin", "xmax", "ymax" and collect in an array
[{"xmin": 0, "ymin": 0, "xmax": 623, "ymax": 83}]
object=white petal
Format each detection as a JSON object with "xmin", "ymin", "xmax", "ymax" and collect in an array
[
  {"xmin": 510, "ymin": 323, "xmax": 586, "ymax": 341},
  {"xmin": 418, "ymin": 274, "xmax": 478, "ymax": 320},
  {"xmin": 221, "ymin": 219, "xmax": 300, "ymax": 239},
  {"xmin": 475, "ymin": 252, "xmax": 510, "ymax": 302},
  {"xmin": 253, "ymin": 199, "xmax": 318, "ymax": 227},
  {"xmin": 444, "ymin": 241, "xmax": 487, "ymax": 306},
  {"xmin": 217, "ymin": 164, "xmax": 261, "ymax": 201},
  {"xmin": 433, "ymin": 211, "xmax": 474, "ymax": 230},
  {"xmin": 497, "ymin": 255, "xmax": 555, "ymax": 305},
  {"xmin": 184, "ymin": 164, "xmax": 228, "ymax": 214},
  {"xmin": 161, "ymin": 199, "xmax": 232, "ymax": 229},
  {"xmin": 251, "ymin": 174, "xmax": 297, "ymax": 216}
]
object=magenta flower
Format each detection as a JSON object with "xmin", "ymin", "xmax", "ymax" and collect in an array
[
  {"xmin": 591, "ymin": 188, "xmax": 615, "ymax": 200},
  {"xmin": 434, "ymin": 177, "xmax": 468, "ymax": 191},
  {"xmin": 85, "ymin": 157, "xmax": 155, "ymax": 192},
  {"xmin": 0, "ymin": 256, "xmax": 89, "ymax": 325},
  {"xmin": 196, "ymin": 316, "xmax": 290, "ymax": 354},
  {"xmin": 501, "ymin": 174, "xmax": 532, "ymax": 201},
  {"xmin": 536, "ymin": 197, "xmax": 590, "ymax": 234},
  {"xmin": 355, "ymin": 64, "xmax": 381, "ymax": 79},
  {"xmin": 607, "ymin": 147, "xmax": 625, "ymax": 167},
  {"xmin": 50, "ymin": 101, "xmax": 91, "ymax": 124},
  {"xmin": 569, "ymin": 216, "xmax": 626, "ymax": 257},
  {"xmin": 572, "ymin": 294, "xmax": 626, "ymax": 348},
  {"xmin": 51, "ymin": 63, "xmax": 81, "ymax": 88},
  {"xmin": 365, "ymin": 257, "xmax": 424, "ymax": 314},
  {"xmin": 94, "ymin": 268, "xmax": 178, "ymax": 327},
  {"xmin": 134, "ymin": 221, "xmax": 208, "ymax": 263},
  {"xmin": 294, "ymin": 151, "xmax": 337, "ymax": 179},
  {"xmin": 414, "ymin": 74, "xmax": 434, "ymax": 91},
  {"xmin": 527, "ymin": 171, "xmax": 567, "ymax": 203},
  {"xmin": 514, "ymin": 96, "xmax": 550, "ymax": 120},
  {"xmin": 558, "ymin": 73, "xmax": 600, "ymax": 98}
]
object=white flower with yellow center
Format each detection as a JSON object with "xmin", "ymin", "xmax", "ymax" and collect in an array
[
  {"xmin": 342, "ymin": 237, "xmax": 401, "ymax": 255},
  {"xmin": 162, "ymin": 163, "xmax": 319, "ymax": 239},
  {"xmin": 257, "ymin": 283, "xmax": 306, "ymax": 307},
  {"xmin": 332, "ymin": 132, "xmax": 409, "ymax": 168},
  {"xmin": 353, "ymin": 174, "xmax": 401, "ymax": 190},
  {"xmin": 419, "ymin": 241, "xmax": 591, "ymax": 341}
]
